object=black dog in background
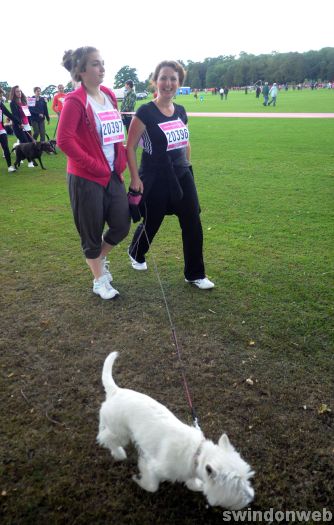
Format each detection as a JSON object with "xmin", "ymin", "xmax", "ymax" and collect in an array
[{"xmin": 11, "ymin": 141, "xmax": 56, "ymax": 170}]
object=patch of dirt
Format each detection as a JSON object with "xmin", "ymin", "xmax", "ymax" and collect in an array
[{"xmin": 1, "ymin": 276, "xmax": 333, "ymax": 524}]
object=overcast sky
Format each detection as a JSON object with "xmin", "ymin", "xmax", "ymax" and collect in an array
[{"xmin": 3, "ymin": 0, "xmax": 333, "ymax": 94}]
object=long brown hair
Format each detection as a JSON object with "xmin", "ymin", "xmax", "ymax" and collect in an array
[{"xmin": 9, "ymin": 85, "xmax": 27, "ymax": 105}]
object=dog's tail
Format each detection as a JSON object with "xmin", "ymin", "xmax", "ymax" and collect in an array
[{"xmin": 102, "ymin": 352, "xmax": 119, "ymax": 396}]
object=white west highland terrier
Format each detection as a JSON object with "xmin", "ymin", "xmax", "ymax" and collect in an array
[{"xmin": 97, "ymin": 352, "xmax": 255, "ymax": 510}]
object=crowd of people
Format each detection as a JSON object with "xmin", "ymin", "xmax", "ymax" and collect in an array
[
  {"xmin": 4, "ymin": 51, "xmax": 332, "ymax": 299},
  {"xmin": 0, "ymin": 83, "xmax": 65, "ymax": 172},
  {"xmin": 2, "ymin": 53, "xmax": 213, "ymax": 300}
]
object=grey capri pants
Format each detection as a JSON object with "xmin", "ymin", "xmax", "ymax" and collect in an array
[{"xmin": 68, "ymin": 173, "xmax": 131, "ymax": 259}]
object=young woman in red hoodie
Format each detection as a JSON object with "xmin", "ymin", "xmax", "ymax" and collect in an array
[{"xmin": 57, "ymin": 46, "xmax": 131, "ymax": 299}]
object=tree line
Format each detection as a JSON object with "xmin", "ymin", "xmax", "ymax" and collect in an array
[
  {"xmin": 2, "ymin": 48, "xmax": 333, "ymax": 97},
  {"xmin": 114, "ymin": 48, "xmax": 334, "ymax": 91},
  {"xmin": 185, "ymin": 48, "xmax": 334, "ymax": 88}
]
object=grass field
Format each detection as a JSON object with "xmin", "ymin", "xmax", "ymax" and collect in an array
[
  {"xmin": 156, "ymin": 87, "xmax": 334, "ymax": 113},
  {"xmin": 1, "ymin": 91, "xmax": 333, "ymax": 524}
]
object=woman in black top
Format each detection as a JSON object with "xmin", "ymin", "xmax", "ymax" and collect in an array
[
  {"xmin": 127, "ymin": 60, "xmax": 214, "ymax": 290},
  {"xmin": 9, "ymin": 85, "xmax": 34, "ymax": 145}
]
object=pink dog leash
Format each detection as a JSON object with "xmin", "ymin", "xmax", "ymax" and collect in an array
[{"xmin": 131, "ymin": 204, "xmax": 201, "ymax": 430}]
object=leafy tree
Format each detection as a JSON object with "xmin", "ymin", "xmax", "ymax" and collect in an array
[
  {"xmin": 65, "ymin": 81, "xmax": 74, "ymax": 93},
  {"xmin": 187, "ymin": 63, "xmax": 202, "ymax": 89},
  {"xmin": 42, "ymin": 85, "xmax": 57, "ymax": 97},
  {"xmin": 187, "ymin": 62, "xmax": 208, "ymax": 89},
  {"xmin": 0, "ymin": 81, "xmax": 11, "ymax": 97},
  {"xmin": 136, "ymin": 80, "xmax": 150, "ymax": 92},
  {"xmin": 114, "ymin": 66, "xmax": 139, "ymax": 89}
]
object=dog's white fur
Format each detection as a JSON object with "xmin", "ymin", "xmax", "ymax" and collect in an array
[{"xmin": 97, "ymin": 352, "xmax": 255, "ymax": 510}]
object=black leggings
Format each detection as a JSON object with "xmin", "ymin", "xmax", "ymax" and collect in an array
[
  {"xmin": 129, "ymin": 168, "xmax": 205, "ymax": 281},
  {"xmin": 0, "ymin": 133, "xmax": 12, "ymax": 167}
]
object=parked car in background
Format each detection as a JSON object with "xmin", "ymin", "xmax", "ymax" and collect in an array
[
  {"xmin": 136, "ymin": 92, "xmax": 148, "ymax": 100},
  {"xmin": 113, "ymin": 88, "xmax": 125, "ymax": 100}
]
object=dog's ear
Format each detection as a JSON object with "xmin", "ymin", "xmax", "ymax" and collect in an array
[
  {"xmin": 218, "ymin": 433, "xmax": 234, "ymax": 451},
  {"xmin": 205, "ymin": 465, "xmax": 217, "ymax": 479}
]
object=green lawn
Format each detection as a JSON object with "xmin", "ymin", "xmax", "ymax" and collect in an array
[
  {"xmin": 1, "ymin": 106, "xmax": 333, "ymax": 523},
  {"xmin": 138, "ymin": 87, "xmax": 334, "ymax": 113}
]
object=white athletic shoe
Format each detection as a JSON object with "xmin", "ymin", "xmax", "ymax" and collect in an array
[
  {"xmin": 128, "ymin": 249, "xmax": 147, "ymax": 271},
  {"xmin": 185, "ymin": 277, "xmax": 215, "ymax": 290},
  {"xmin": 102, "ymin": 257, "xmax": 113, "ymax": 282},
  {"xmin": 93, "ymin": 275, "xmax": 119, "ymax": 300},
  {"xmin": 8, "ymin": 166, "xmax": 16, "ymax": 172},
  {"xmin": 28, "ymin": 162, "xmax": 35, "ymax": 168}
]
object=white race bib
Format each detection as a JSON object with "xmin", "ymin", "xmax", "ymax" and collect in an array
[
  {"xmin": 22, "ymin": 105, "xmax": 31, "ymax": 117},
  {"xmin": 97, "ymin": 110, "xmax": 124, "ymax": 145},
  {"xmin": 158, "ymin": 118, "xmax": 189, "ymax": 151},
  {"xmin": 27, "ymin": 97, "xmax": 36, "ymax": 107},
  {"xmin": 59, "ymin": 97, "xmax": 65, "ymax": 104}
]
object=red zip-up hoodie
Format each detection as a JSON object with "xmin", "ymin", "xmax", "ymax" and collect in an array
[{"xmin": 57, "ymin": 85, "xmax": 127, "ymax": 187}]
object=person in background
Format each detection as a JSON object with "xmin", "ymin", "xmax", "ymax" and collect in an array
[
  {"xmin": 262, "ymin": 82, "xmax": 269, "ymax": 106},
  {"xmin": 0, "ymin": 89, "xmax": 18, "ymax": 172},
  {"xmin": 268, "ymin": 82, "xmax": 278, "ymax": 106},
  {"xmin": 126, "ymin": 60, "xmax": 214, "ymax": 290},
  {"xmin": 57, "ymin": 46, "xmax": 130, "ymax": 300},
  {"xmin": 30, "ymin": 86, "xmax": 50, "ymax": 141},
  {"xmin": 120, "ymin": 80, "xmax": 136, "ymax": 133},
  {"xmin": 52, "ymin": 84, "xmax": 66, "ymax": 119},
  {"xmin": 9, "ymin": 86, "xmax": 35, "ymax": 168}
]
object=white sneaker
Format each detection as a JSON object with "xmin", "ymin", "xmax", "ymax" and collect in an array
[
  {"xmin": 8, "ymin": 166, "xmax": 16, "ymax": 172},
  {"xmin": 128, "ymin": 249, "xmax": 147, "ymax": 271},
  {"xmin": 185, "ymin": 277, "xmax": 215, "ymax": 290},
  {"xmin": 28, "ymin": 162, "xmax": 35, "ymax": 168},
  {"xmin": 101, "ymin": 257, "xmax": 113, "ymax": 281},
  {"xmin": 93, "ymin": 275, "xmax": 119, "ymax": 300}
]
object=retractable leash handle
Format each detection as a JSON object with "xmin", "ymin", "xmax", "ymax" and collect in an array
[
  {"xmin": 128, "ymin": 187, "xmax": 143, "ymax": 222},
  {"xmin": 128, "ymin": 187, "xmax": 142, "ymax": 205}
]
